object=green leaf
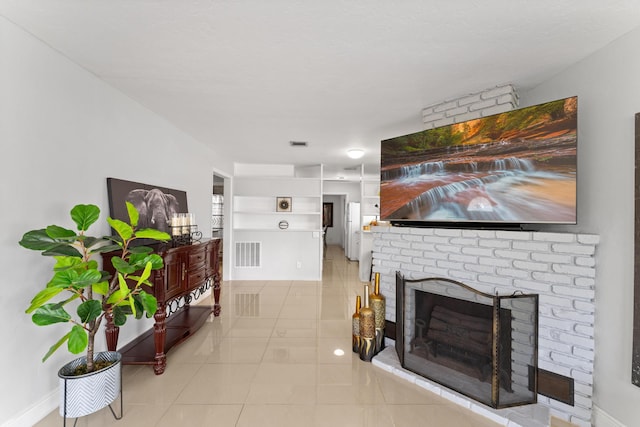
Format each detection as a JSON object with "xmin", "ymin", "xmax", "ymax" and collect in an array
[
  {"xmin": 42, "ymin": 331, "xmax": 71, "ymax": 362},
  {"xmin": 47, "ymin": 269, "xmax": 78, "ymax": 288},
  {"xmin": 147, "ymin": 253, "xmax": 164, "ymax": 270},
  {"xmin": 127, "ymin": 253, "xmax": 163, "ymax": 271},
  {"xmin": 82, "ymin": 236, "xmax": 109, "ymax": 250},
  {"xmin": 77, "ymin": 300, "xmax": 102, "ymax": 323},
  {"xmin": 19, "ymin": 229, "xmax": 60, "ymax": 251},
  {"xmin": 68, "ymin": 325, "xmax": 88, "ymax": 354},
  {"xmin": 72, "ymin": 269, "xmax": 102, "ymax": 288},
  {"xmin": 112, "ymin": 306, "xmax": 128, "ymax": 326},
  {"xmin": 136, "ymin": 262, "xmax": 152, "ymax": 286},
  {"xmin": 111, "ymin": 256, "xmax": 136, "ymax": 275},
  {"xmin": 92, "ymin": 280, "xmax": 109, "ymax": 296},
  {"xmin": 127, "ymin": 252, "xmax": 150, "ymax": 269},
  {"xmin": 52, "ymin": 256, "xmax": 82, "ymax": 271},
  {"xmin": 91, "ymin": 243, "xmax": 123, "ymax": 254},
  {"xmin": 107, "ymin": 274, "xmax": 130, "ymax": 304},
  {"xmin": 70, "ymin": 204, "xmax": 100, "ymax": 232},
  {"xmin": 107, "ymin": 217, "xmax": 133, "ymax": 240},
  {"xmin": 129, "ymin": 245, "xmax": 153, "ymax": 254},
  {"xmin": 135, "ymin": 228, "xmax": 171, "ymax": 241},
  {"xmin": 50, "ymin": 293, "xmax": 80, "ymax": 310},
  {"xmin": 31, "ymin": 304, "xmax": 71, "ymax": 325},
  {"xmin": 128, "ymin": 295, "xmax": 137, "ymax": 318},
  {"xmin": 130, "ymin": 296, "xmax": 145, "ymax": 319},
  {"xmin": 127, "ymin": 275, "xmax": 142, "ymax": 284},
  {"xmin": 126, "ymin": 201, "xmax": 139, "ymax": 228},
  {"xmin": 104, "ymin": 235, "xmax": 124, "ymax": 246},
  {"xmin": 45, "ymin": 225, "xmax": 76, "ymax": 240},
  {"xmin": 42, "ymin": 244, "xmax": 83, "ymax": 258},
  {"xmin": 26, "ymin": 287, "xmax": 65, "ymax": 313},
  {"xmin": 138, "ymin": 290, "xmax": 158, "ymax": 317}
]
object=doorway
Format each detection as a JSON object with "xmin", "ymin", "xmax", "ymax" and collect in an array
[
  {"xmin": 212, "ymin": 172, "xmax": 228, "ymax": 279},
  {"xmin": 322, "ymin": 194, "xmax": 346, "ymax": 250},
  {"xmin": 212, "ymin": 174, "xmax": 224, "ymax": 239}
]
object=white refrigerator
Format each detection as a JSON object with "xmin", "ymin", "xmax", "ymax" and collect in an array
[{"xmin": 346, "ymin": 202, "xmax": 361, "ymax": 261}]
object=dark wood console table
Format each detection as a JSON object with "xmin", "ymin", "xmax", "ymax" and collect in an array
[{"xmin": 102, "ymin": 238, "xmax": 221, "ymax": 374}]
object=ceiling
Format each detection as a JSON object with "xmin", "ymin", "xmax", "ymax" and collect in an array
[{"xmin": 2, "ymin": 1, "xmax": 640, "ymax": 177}]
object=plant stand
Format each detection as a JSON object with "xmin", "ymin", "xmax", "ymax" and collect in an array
[{"xmin": 58, "ymin": 351, "xmax": 123, "ymax": 426}]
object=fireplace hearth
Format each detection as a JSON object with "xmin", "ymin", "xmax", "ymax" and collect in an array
[{"xmin": 396, "ymin": 272, "xmax": 539, "ymax": 409}]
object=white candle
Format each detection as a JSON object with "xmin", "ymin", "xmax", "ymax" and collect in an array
[
  {"xmin": 171, "ymin": 214, "xmax": 181, "ymax": 236},
  {"xmin": 181, "ymin": 213, "xmax": 190, "ymax": 235}
]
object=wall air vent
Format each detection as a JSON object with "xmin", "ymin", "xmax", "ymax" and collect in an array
[
  {"xmin": 289, "ymin": 141, "xmax": 308, "ymax": 147},
  {"xmin": 235, "ymin": 241, "xmax": 261, "ymax": 268}
]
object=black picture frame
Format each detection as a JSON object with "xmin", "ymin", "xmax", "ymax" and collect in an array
[
  {"xmin": 106, "ymin": 178, "xmax": 188, "ymax": 235},
  {"xmin": 323, "ymin": 202, "xmax": 333, "ymax": 228}
]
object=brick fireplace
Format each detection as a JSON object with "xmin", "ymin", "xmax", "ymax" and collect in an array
[{"xmin": 371, "ymin": 225, "xmax": 598, "ymax": 427}]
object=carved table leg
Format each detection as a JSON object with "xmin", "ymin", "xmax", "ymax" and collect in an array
[
  {"xmin": 213, "ymin": 273, "xmax": 222, "ymax": 316},
  {"xmin": 153, "ymin": 304, "xmax": 167, "ymax": 375},
  {"xmin": 105, "ymin": 311, "xmax": 120, "ymax": 351}
]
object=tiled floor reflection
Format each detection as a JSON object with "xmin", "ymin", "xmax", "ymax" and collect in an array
[{"xmin": 36, "ymin": 245, "xmax": 500, "ymax": 427}]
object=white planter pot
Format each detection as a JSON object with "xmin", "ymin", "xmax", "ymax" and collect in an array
[{"xmin": 58, "ymin": 351, "xmax": 122, "ymax": 419}]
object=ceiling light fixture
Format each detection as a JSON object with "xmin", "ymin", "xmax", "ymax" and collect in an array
[{"xmin": 347, "ymin": 149, "xmax": 364, "ymax": 159}]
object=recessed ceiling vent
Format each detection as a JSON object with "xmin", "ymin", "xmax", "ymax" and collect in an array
[{"xmin": 289, "ymin": 141, "xmax": 308, "ymax": 147}]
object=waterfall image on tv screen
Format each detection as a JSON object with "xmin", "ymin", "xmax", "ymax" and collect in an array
[{"xmin": 380, "ymin": 96, "xmax": 577, "ymax": 224}]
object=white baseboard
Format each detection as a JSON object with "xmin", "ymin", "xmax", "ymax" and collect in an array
[
  {"xmin": 1, "ymin": 390, "xmax": 57, "ymax": 427},
  {"xmin": 593, "ymin": 405, "xmax": 625, "ymax": 427}
]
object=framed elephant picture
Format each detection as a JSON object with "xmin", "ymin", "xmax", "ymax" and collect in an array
[{"xmin": 106, "ymin": 178, "xmax": 188, "ymax": 236}]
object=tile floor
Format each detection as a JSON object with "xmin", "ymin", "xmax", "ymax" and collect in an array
[{"xmin": 36, "ymin": 245, "xmax": 501, "ymax": 427}]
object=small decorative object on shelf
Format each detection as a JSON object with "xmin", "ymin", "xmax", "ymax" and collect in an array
[
  {"xmin": 352, "ymin": 295, "xmax": 361, "ymax": 353},
  {"xmin": 278, "ymin": 220, "xmax": 289, "ymax": 230},
  {"xmin": 370, "ymin": 272, "xmax": 386, "ymax": 354},
  {"xmin": 359, "ymin": 284, "xmax": 375, "ymax": 362},
  {"xmin": 276, "ymin": 196, "xmax": 292, "ymax": 212},
  {"xmin": 170, "ymin": 213, "xmax": 202, "ymax": 246}
]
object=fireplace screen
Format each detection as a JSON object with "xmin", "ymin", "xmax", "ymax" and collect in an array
[{"xmin": 395, "ymin": 272, "xmax": 538, "ymax": 409}]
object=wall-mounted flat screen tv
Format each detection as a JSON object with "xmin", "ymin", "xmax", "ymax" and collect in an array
[{"xmin": 380, "ymin": 96, "xmax": 577, "ymax": 226}]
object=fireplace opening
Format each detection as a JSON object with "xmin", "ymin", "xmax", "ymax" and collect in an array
[
  {"xmin": 412, "ymin": 291, "xmax": 514, "ymax": 391},
  {"xmin": 395, "ymin": 272, "xmax": 538, "ymax": 409}
]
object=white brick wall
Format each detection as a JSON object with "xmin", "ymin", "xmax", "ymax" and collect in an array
[
  {"xmin": 422, "ymin": 84, "xmax": 519, "ymax": 128},
  {"xmin": 372, "ymin": 226, "xmax": 599, "ymax": 427}
]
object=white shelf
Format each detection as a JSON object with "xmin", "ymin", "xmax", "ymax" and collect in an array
[
  {"xmin": 232, "ymin": 174, "xmax": 322, "ymax": 233},
  {"xmin": 233, "ymin": 226, "xmax": 322, "ymax": 233},
  {"xmin": 233, "ymin": 211, "xmax": 320, "ymax": 215},
  {"xmin": 362, "ymin": 180, "xmax": 380, "ymax": 198},
  {"xmin": 233, "ymin": 195, "xmax": 320, "ymax": 214},
  {"xmin": 361, "ymin": 179, "xmax": 380, "ymax": 217}
]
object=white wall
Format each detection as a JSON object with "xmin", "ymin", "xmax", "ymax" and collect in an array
[
  {"xmin": 323, "ymin": 180, "xmax": 361, "ymax": 202},
  {"xmin": 0, "ymin": 17, "xmax": 233, "ymax": 425},
  {"xmin": 520, "ymin": 26, "xmax": 640, "ymax": 427}
]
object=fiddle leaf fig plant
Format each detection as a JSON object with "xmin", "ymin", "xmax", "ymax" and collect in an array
[{"xmin": 19, "ymin": 202, "xmax": 170, "ymax": 373}]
